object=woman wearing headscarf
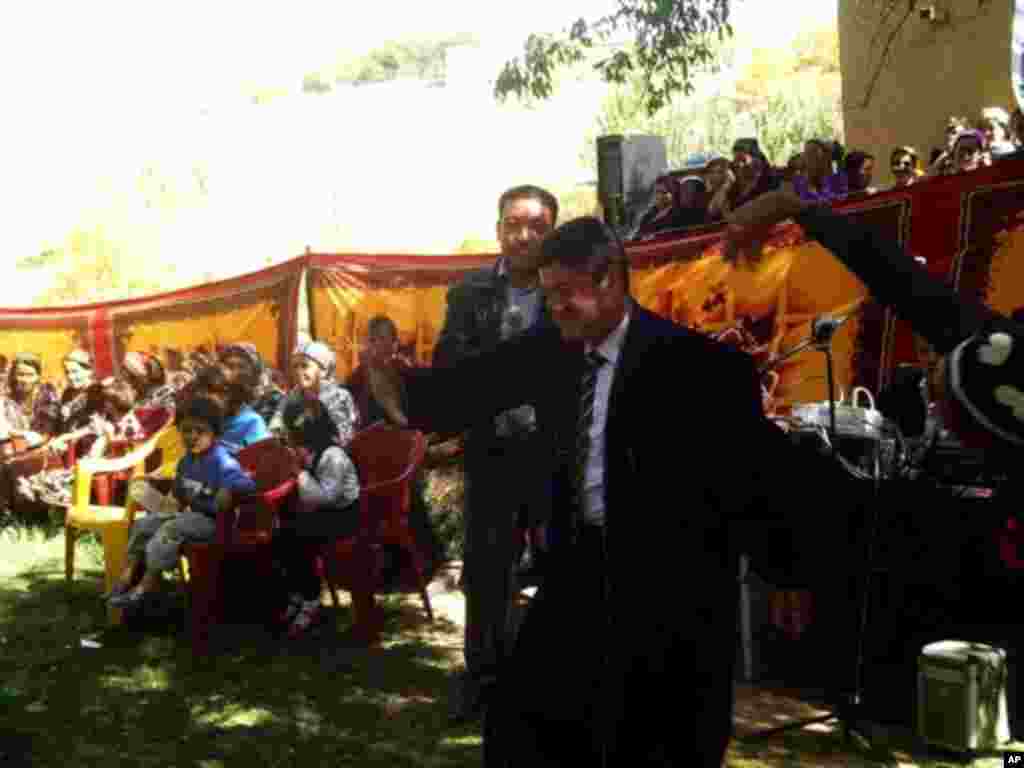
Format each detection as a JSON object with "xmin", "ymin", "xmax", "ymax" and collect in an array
[
  {"xmin": 929, "ymin": 129, "xmax": 990, "ymax": 176},
  {"xmin": 269, "ymin": 340, "xmax": 358, "ymax": 448},
  {"xmin": 53, "ymin": 349, "xmax": 95, "ymax": 430},
  {"xmin": 0, "ymin": 353, "xmax": 60, "ymax": 445},
  {"xmin": 707, "ymin": 138, "xmax": 781, "ymax": 220},
  {"xmin": 792, "ymin": 138, "xmax": 848, "ymax": 202},
  {"xmin": 890, "ymin": 146, "xmax": 923, "ymax": 188},
  {"xmin": 121, "ymin": 351, "xmax": 177, "ymax": 410},
  {"xmin": 219, "ymin": 343, "xmax": 285, "ymax": 427},
  {"xmin": 273, "ymin": 397, "xmax": 361, "ymax": 638},
  {"xmin": 17, "ymin": 377, "xmax": 147, "ymax": 507},
  {"xmin": 980, "ymin": 106, "xmax": 1016, "ymax": 157},
  {"xmin": 632, "ymin": 176, "xmax": 689, "ymax": 238}
]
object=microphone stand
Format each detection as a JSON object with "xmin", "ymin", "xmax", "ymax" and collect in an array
[{"xmin": 742, "ymin": 313, "xmax": 877, "ymax": 753}]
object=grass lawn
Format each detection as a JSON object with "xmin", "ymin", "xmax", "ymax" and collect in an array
[
  {"xmin": 1, "ymin": 522, "xmax": 1022, "ymax": 768},
  {"xmin": 0, "ymin": 525, "xmax": 479, "ymax": 768}
]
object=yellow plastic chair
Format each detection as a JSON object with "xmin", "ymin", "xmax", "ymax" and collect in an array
[{"xmin": 64, "ymin": 418, "xmax": 179, "ymax": 624}]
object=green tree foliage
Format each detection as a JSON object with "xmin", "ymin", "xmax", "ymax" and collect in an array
[
  {"xmin": 581, "ymin": 24, "xmax": 843, "ymax": 172},
  {"xmin": 312, "ymin": 32, "xmax": 481, "ymax": 88},
  {"xmin": 495, "ymin": 0, "xmax": 733, "ymax": 117}
]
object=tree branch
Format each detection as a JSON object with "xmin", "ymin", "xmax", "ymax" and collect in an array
[{"xmin": 859, "ymin": 1, "xmax": 916, "ymax": 109}]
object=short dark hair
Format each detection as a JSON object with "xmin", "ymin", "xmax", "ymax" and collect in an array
[
  {"xmin": 497, "ymin": 185, "xmax": 559, "ymax": 224},
  {"xmin": 367, "ymin": 315, "xmax": 398, "ymax": 340},
  {"xmin": 177, "ymin": 396, "xmax": 225, "ymax": 436},
  {"xmin": 537, "ymin": 216, "xmax": 630, "ymax": 290}
]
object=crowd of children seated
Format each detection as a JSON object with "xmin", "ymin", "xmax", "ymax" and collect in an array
[
  {"xmin": 0, "ymin": 320, "xmax": 437, "ymax": 638},
  {"xmin": 631, "ymin": 105, "xmax": 1024, "ymax": 240}
]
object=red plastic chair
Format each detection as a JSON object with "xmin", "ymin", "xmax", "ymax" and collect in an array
[
  {"xmin": 64, "ymin": 407, "xmax": 174, "ymax": 506},
  {"xmin": 319, "ymin": 424, "xmax": 430, "ymax": 645},
  {"xmin": 181, "ymin": 438, "xmax": 299, "ymax": 656}
]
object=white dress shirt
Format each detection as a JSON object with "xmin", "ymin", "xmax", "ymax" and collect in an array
[{"xmin": 581, "ymin": 309, "xmax": 631, "ymax": 526}]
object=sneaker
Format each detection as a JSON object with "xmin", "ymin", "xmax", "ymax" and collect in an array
[
  {"xmin": 276, "ymin": 593, "xmax": 304, "ymax": 625},
  {"xmin": 287, "ymin": 600, "xmax": 322, "ymax": 639}
]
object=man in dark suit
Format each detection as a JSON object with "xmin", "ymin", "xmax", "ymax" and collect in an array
[
  {"xmin": 433, "ymin": 185, "xmax": 559, "ymax": 723},
  {"xmin": 370, "ymin": 216, "xmax": 834, "ymax": 765}
]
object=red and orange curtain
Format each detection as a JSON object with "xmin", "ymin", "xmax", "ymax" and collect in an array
[
  {"xmin": 2, "ymin": 157, "xmax": 1023, "ymax": 408},
  {"xmin": 0, "ymin": 257, "xmax": 304, "ymax": 387}
]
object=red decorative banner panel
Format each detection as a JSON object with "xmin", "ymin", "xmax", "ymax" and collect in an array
[{"xmin": 0, "ymin": 257, "xmax": 305, "ymax": 391}]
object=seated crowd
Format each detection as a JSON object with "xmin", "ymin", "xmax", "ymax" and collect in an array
[
  {"xmin": 631, "ymin": 104, "xmax": 1024, "ymax": 240},
  {"xmin": 0, "ymin": 319, "xmax": 435, "ymax": 638}
]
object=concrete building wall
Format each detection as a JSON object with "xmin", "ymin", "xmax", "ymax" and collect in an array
[{"xmin": 838, "ymin": 0, "xmax": 1018, "ymax": 185}]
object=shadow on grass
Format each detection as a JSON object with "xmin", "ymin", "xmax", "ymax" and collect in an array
[{"xmin": 0, "ymin": 538, "xmax": 479, "ymax": 768}]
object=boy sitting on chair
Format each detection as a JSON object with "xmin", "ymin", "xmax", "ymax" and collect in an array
[{"xmin": 107, "ymin": 396, "xmax": 257, "ymax": 610}]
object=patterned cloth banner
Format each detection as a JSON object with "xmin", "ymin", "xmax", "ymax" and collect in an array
[
  {"xmin": 0, "ymin": 256, "xmax": 304, "ymax": 387},
  {"xmin": 3, "ymin": 157, "xmax": 1021, "ymax": 410},
  {"xmin": 307, "ymin": 157, "xmax": 1024, "ymax": 411}
]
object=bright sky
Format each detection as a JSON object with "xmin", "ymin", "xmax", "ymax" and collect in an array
[{"xmin": 0, "ymin": 1, "xmax": 837, "ymax": 303}]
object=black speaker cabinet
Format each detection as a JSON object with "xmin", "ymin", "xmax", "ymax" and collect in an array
[{"xmin": 596, "ymin": 134, "xmax": 667, "ymax": 235}]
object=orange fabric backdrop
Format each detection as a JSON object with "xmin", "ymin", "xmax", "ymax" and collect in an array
[{"xmin": 0, "ymin": 257, "xmax": 304, "ymax": 389}]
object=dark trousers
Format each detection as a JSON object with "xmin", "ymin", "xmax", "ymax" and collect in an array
[
  {"xmin": 486, "ymin": 523, "xmax": 734, "ymax": 768},
  {"xmin": 273, "ymin": 501, "xmax": 359, "ymax": 601},
  {"xmin": 463, "ymin": 437, "xmax": 549, "ymax": 683},
  {"xmin": 486, "ymin": 523, "xmax": 608, "ymax": 766}
]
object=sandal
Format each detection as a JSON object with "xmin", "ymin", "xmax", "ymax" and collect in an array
[{"xmin": 287, "ymin": 601, "xmax": 322, "ymax": 638}]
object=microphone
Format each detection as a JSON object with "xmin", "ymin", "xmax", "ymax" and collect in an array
[
  {"xmin": 811, "ymin": 310, "xmax": 856, "ymax": 346},
  {"xmin": 502, "ymin": 305, "xmax": 524, "ymax": 338}
]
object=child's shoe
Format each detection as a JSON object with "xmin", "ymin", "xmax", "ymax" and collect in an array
[
  {"xmin": 276, "ymin": 593, "xmax": 304, "ymax": 626},
  {"xmin": 287, "ymin": 600, "xmax": 322, "ymax": 638}
]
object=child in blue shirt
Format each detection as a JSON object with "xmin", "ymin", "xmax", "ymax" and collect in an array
[
  {"xmin": 192, "ymin": 364, "xmax": 270, "ymax": 454},
  {"xmin": 108, "ymin": 396, "xmax": 257, "ymax": 609}
]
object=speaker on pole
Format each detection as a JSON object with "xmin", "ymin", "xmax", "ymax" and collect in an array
[{"xmin": 596, "ymin": 134, "xmax": 668, "ymax": 236}]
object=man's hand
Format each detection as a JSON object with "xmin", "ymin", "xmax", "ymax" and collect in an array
[
  {"xmin": 768, "ymin": 589, "xmax": 813, "ymax": 640},
  {"xmin": 367, "ymin": 363, "xmax": 407, "ymax": 426},
  {"xmin": 724, "ymin": 187, "xmax": 807, "ymax": 263}
]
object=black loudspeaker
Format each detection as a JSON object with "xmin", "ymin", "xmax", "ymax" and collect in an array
[{"xmin": 596, "ymin": 134, "xmax": 668, "ymax": 235}]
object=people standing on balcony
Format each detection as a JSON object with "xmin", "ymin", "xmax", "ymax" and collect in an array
[
  {"xmin": 929, "ymin": 115, "xmax": 970, "ymax": 174},
  {"xmin": 843, "ymin": 150, "xmax": 876, "ymax": 196},
  {"xmin": 890, "ymin": 146, "xmax": 923, "ymax": 187},
  {"xmin": 980, "ymin": 106, "xmax": 1017, "ymax": 158},
  {"xmin": 707, "ymin": 138, "xmax": 780, "ymax": 221},
  {"xmin": 792, "ymin": 139, "xmax": 848, "ymax": 202}
]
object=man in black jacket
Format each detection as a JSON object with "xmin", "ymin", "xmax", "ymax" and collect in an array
[
  {"xmin": 434, "ymin": 184, "xmax": 559, "ymax": 723},
  {"xmin": 370, "ymin": 217, "xmax": 831, "ymax": 766}
]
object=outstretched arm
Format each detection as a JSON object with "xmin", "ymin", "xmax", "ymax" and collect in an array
[{"xmin": 725, "ymin": 188, "xmax": 997, "ymax": 354}]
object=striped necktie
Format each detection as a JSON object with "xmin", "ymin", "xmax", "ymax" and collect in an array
[{"xmin": 575, "ymin": 350, "xmax": 607, "ymax": 507}]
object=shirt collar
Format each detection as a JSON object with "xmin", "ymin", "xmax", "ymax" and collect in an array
[
  {"xmin": 495, "ymin": 255, "xmax": 509, "ymax": 278},
  {"xmin": 586, "ymin": 307, "xmax": 631, "ymax": 366}
]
